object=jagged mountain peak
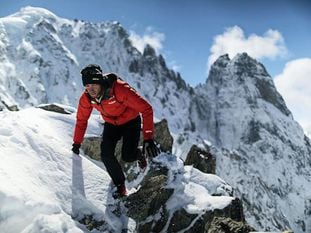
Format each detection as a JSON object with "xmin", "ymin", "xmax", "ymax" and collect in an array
[
  {"xmin": 206, "ymin": 52, "xmax": 290, "ymax": 118},
  {"xmin": 143, "ymin": 44, "xmax": 157, "ymax": 57},
  {"xmin": 8, "ymin": 6, "xmax": 62, "ymax": 23},
  {"xmin": 232, "ymin": 52, "xmax": 270, "ymax": 77},
  {"xmin": 232, "ymin": 52, "xmax": 257, "ymax": 63},
  {"xmin": 196, "ymin": 52, "xmax": 310, "ymax": 232},
  {"xmin": 212, "ymin": 53, "xmax": 230, "ymax": 68},
  {"xmin": 209, "ymin": 52, "xmax": 269, "ymax": 79}
]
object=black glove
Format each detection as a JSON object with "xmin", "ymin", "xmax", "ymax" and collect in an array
[
  {"xmin": 72, "ymin": 143, "xmax": 81, "ymax": 155},
  {"xmin": 143, "ymin": 139, "xmax": 160, "ymax": 157}
]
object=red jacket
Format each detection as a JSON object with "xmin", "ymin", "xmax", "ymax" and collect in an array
[{"xmin": 73, "ymin": 79, "xmax": 154, "ymax": 144}]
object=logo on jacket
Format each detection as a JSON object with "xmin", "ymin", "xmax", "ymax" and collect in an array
[{"xmin": 108, "ymin": 100, "xmax": 117, "ymax": 105}]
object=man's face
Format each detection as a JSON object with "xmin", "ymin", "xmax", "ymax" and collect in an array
[{"xmin": 85, "ymin": 84, "xmax": 102, "ymax": 98}]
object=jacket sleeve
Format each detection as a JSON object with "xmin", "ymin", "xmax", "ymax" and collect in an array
[
  {"xmin": 73, "ymin": 93, "xmax": 93, "ymax": 144},
  {"xmin": 115, "ymin": 81, "xmax": 154, "ymax": 140}
]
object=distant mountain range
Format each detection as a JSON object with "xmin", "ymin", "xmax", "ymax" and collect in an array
[{"xmin": 0, "ymin": 6, "xmax": 310, "ymax": 233}]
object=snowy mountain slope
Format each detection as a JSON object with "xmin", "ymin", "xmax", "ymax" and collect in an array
[
  {"xmin": 0, "ymin": 108, "xmax": 109, "ymax": 232},
  {"xmin": 0, "ymin": 107, "xmax": 236, "ymax": 233},
  {"xmin": 0, "ymin": 6, "xmax": 194, "ymax": 135},
  {"xmin": 193, "ymin": 53, "xmax": 311, "ymax": 232}
]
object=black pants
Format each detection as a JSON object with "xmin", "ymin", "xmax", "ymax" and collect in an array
[{"xmin": 100, "ymin": 116, "xmax": 141, "ymax": 186}]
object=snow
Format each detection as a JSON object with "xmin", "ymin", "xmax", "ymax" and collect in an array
[
  {"xmin": 154, "ymin": 155, "xmax": 233, "ymax": 214},
  {"xmin": 0, "ymin": 108, "xmax": 107, "ymax": 232},
  {"xmin": 0, "ymin": 107, "xmax": 234, "ymax": 232},
  {"xmin": 0, "ymin": 6, "xmax": 66, "ymax": 47}
]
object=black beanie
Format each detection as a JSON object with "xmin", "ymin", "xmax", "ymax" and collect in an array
[{"xmin": 81, "ymin": 64, "xmax": 104, "ymax": 86}]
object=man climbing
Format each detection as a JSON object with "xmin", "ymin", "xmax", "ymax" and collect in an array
[{"xmin": 72, "ymin": 64, "xmax": 160, "ymax": 198}]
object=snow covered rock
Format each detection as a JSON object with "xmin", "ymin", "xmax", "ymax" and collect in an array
[
  {"xmin": 153, "ymin": 119, "xmax": 174, "ymax": 154},
  {"xmin": 37, "ymin": 103, "xmax": 74, "ymax": 114},
  {"xmin": 184, "ymin": 144, "xmax": 216, "ymax": 174},
  {"xmin": 124, "ymin": 155, "xmax": 248, "ymax": 233},
  {"xmin": 66, "ymin": 109, "xmax": 248, "ymax": 232}
]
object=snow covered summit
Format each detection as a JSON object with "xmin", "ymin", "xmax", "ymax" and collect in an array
[{"xmin": 193, "ymin": 53, "xmax": 311, "ymax": 232}]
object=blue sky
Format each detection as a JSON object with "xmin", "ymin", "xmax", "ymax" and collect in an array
[
  {"xmin": 1, "ymin": 0, "xmax": 311, "ymax": 133},
  {"xmin": 0, "ymin": 0, "xmax": 310, "ymax": 85}
]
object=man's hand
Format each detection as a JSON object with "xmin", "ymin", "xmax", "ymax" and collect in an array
[
  {"xmin": 72, "ymin": 143, "xmax": 81, "ymax": 155},
  {"xmin": 143, "ymin": 139, "xmax": 160, "ymax": 157}
]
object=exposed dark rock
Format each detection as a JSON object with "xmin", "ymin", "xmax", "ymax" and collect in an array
[
  {"xmin": 125, "ymin": 162, "xmax": 173, "ymax": 226},
  {"xmin": 242, "ymin": 119, "xmax": 261, "ymax": 144},
  {"xmin": 184, "ymin": 145, "xmax": 216, "ymax": 174},
  {"xmin": 143, "ymin": 44, "xmax": 156, "ymax": 57},
  {"xmin": 78, "ymin": 215, "xmax": 108, "ymax": 232},
  {"xmin": 124, "ymin": 161, "xmax": 251, "ymax": 233},
  {"xmin": 207, "ymin": 216, "xmax": 256, "ymax": 233},
  {"xmin": 152, "ymin": 119, "xmax": 174, "ymax": 153},
  {"xmin": 163, "ymin": 197, "xmax": 251, "ymax": 233},
  {"xmin": 1, "ymin": 100, "xmax": 19, "ymax": 111},
  {"xmin": 80, "ymin": 136, "xmax": 101, "ymax": 161},
  {"xmin": 129, "ymin": 59, "xmax": 139, "ymax": 73},
  {"xmin": 168, "ymin": 208, "xmax": 198, "ymax": 232},
  {"xmin": 213, "ymin": 54, "xmax": 230, "ymax": 69},
  {"xmin": 37, "ymin": 103, "xmax": 71, "ymax": 114},
  {"xmin": 255, "ymin": 78, "xmax": 291, "ymax": 116},
  {"xmin": 181, "ymin": 198, "xmax": 248, "ymax": 233}
]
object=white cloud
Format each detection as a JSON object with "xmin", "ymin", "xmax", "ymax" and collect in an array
[
  {"xmin": 274, "ymin": 58, "xmax": 311, "ymax": 135},
  {"xmin": 208, "ymin": 26, "xmax": 288, "ymax": 67},
  {"xmin": 168, "ymin": 60, "xmax": 181, "ymax": 72},
  {"xmin": 129, "ymin": 27, "xmax": 165, "ymax": 54}
]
